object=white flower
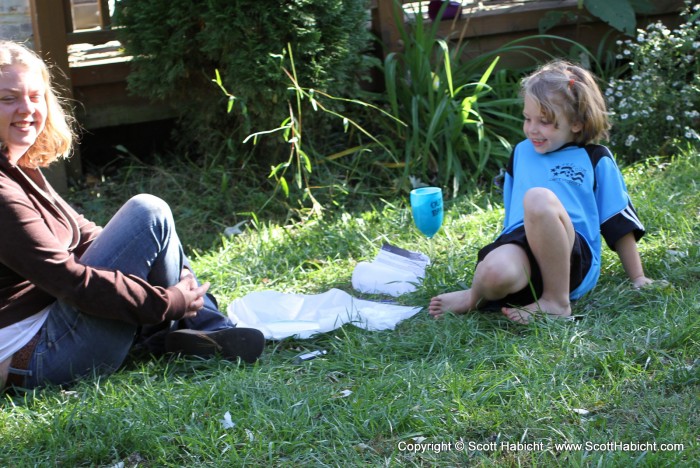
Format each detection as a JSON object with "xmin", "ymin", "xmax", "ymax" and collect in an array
[
  {"xmin": 625, "ymin": 135, "xmax": 637, "ymax": 146},
  {"xmin": 220, "ymin": 411, "xmax": 235, "ymax": 429},
  {"xmin": 666, "ymin": 115, "xmax": 675, "ymax": 121}
]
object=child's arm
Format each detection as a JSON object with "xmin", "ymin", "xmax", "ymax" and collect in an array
[{"xmin": 614, "ymin": 232, "xmax": 654, "ymax": 288}]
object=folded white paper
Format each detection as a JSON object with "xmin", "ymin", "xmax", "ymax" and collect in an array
[
  {"xmin": 351, "ymin": 243, "xmax": 430, "ymax": 296},
  {"xmin": 227, "ymin": 288, "xmax": 422, "ymax": 340}
]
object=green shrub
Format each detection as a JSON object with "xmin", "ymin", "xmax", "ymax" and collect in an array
[
  {"xmin": 113, "ymin": 0, "xmax": 373, "ymax": 165},
  {"xmin": 604, "ymin": 2, "xmax": 700, "ymax": 161}
]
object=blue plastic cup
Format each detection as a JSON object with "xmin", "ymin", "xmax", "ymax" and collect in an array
[{"xmin": 410, "ymin": 187, "xmax": 443, "ymax": 238}]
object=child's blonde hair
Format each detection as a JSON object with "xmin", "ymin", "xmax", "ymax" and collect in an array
[
  {"xmin": 0, "ymin": 40, "xmax": 74, "ymax": 168},
  {"xmin": 521, "ymin": 59, "xmax": 610, "ymax": 145}
]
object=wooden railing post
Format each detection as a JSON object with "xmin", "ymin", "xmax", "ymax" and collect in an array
[
  {"xmin": 97, "ymin": 0, "xmax": 112, "ymax": 28},
  {"xmin": 28, "ymin": 0, "xmax": 82, "ymax": 190},
  {"xmin": 62, "ymin": 0, "xmax": 74, "ymax": 33},
  {"xmin": 372, "ymin": 0, "xmax": 402, "ymax": 57},
  {"xmin": 367, "ymin": 0, "xmax": 404, "ymax": 91}
]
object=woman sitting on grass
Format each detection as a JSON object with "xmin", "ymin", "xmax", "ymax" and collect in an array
[
  {"xmin": 429, "ymin": 59, "xmax": 655, "ymax": 323},
  {"xmin": 0, "ymin": 40, "xmax": 264, "ymax": 392}
]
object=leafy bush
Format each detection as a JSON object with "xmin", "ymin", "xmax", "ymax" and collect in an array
[
  {"xmin": 605, "ymin": 2, "xmax": 700, "ymax": 161},
  {"xmin": 113, "ymin": 0, "xmax": 373, "ymax": 164}
]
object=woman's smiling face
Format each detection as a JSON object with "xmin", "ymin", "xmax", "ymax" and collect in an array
[
  {"xmin": 0, "ymin": 64, "xmax": 47, "ymax": 164},
  {"xmin": 522, "ymin": 94, "xmax": 581, "ymax": 154}
]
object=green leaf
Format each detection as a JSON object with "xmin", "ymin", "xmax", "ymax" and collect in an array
[
  {"xmin": 269, "ymin": 162, "xmax": 289, "ymax": 178},
  {"xmin": 299, "ymin": 149, "xmax": 312, "ymax": 174},
  {"xmin": 279, "ymin": 176, "xmax": 289, "ymax": 197},
  {"xmin": 227, "ymin": 96, "xmax": 234, "ymax": 114},
  {"xmin": 437, "ymin": 40, "xmax": 454, "ymax": 98},
  {"xmin": 584, "ymin": 0, "xmax": 636, "ymax": 35},
  {"xmin": 461, "ymin": 96, "xmax": 476, "ymax": 123},
  {"xmin": 627, "ymin": 0, "xmax": 656, "ymax": 15}
]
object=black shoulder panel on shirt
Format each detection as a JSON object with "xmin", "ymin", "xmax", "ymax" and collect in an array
[
  {"xmin": 584, "ymin": 144, "xmax": 612, "ymax": 167},
  {"xmin": 583, "ymin": 144, "xmax": 613, "ymax": 192}
]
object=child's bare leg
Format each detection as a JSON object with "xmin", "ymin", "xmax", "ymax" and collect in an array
[
  {"xmin": 502, "ymin": 188, "xmax": 574, "ymax": 323},
  {"xmin": 429, "ymin": 244, "xmax": 531, "ymax": 318}
]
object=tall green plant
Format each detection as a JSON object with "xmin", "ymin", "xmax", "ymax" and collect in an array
[
  {"xmin": 382, "ymin": 3, "xmax": 551, "ymax": 195},
  {"xmin": 215, "ymin": 44, "xmax": 404, "ymax": 217}
]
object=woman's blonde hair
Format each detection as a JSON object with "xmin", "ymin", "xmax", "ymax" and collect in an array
[
  {"xmin": 0, "ymin": 40, "xmax": 75, "ymax": 168},
  {"xmin": 521, "ymin": 59, "xmax": 610, "ymax": 145}
]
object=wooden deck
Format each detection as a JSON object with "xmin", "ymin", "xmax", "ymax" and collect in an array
[
  {"xmin": 31, "ymin": 0, "xmax": 175, "ymax": 133},
  {"xmin": 68, "ymin": 42, "xmax": 176, "ymax": 130},
  {"xmin": 373, "ymin": 0, "xmax": 686, "ymax": 67}
]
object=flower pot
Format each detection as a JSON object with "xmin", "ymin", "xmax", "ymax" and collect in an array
[{"xmin": 428, "ymin": 1, "xmax": 462, "ymax": 21}]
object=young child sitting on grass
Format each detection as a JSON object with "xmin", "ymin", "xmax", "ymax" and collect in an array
[{"xmin": 429, "ymin": 59, "xmax": 655, "ymax": 323}]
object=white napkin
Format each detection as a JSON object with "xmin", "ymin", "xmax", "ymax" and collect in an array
[{"xmin": 227, "ymin": 288, "xmax": 422, "ymax": 340}]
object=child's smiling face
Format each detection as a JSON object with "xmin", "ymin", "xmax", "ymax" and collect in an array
[{"xmin": 522, "ymin": 94, "xmax": 582, "ymax": 154}]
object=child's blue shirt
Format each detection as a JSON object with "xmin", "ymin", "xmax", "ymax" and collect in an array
[{"xmin": 502, "ymin": 139, "xmax": 645, "ymax": 299}]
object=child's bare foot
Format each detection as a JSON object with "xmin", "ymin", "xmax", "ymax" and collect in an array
[
  {"xmin": 501, "ymin": 298, "xmax": 572, "ymax": 324},
  {"xmin": 428, "ymin": 290, "xmax": 476, "ymax": 318}
]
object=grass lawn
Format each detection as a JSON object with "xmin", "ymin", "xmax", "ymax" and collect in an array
[{"xmin": 1, "ymin": 150, "xmax": 698, "ymax": 466}]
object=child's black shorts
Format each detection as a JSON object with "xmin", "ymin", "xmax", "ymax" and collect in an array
[{"xmin": 476, "ymin": 225, "xmax": 592, "ymax": 308}]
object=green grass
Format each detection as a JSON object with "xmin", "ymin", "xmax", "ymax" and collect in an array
[{"xmin": 1, "ymin": 150, "xmax": 698, "ymax": 466}]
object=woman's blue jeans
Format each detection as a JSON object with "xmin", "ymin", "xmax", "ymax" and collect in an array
[{"xmin": 19, "ymin": 194, "xmax": 234, "ymax": 388}]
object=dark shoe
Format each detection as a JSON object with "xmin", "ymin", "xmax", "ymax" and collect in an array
[{"xmin": 165, "ymin": 328, "xmax": 265, "ymax": 363}]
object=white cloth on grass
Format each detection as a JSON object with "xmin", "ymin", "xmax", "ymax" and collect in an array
[
  {"xmin": 227, "ymin": 288, "xmax": 422, "ymax": 340},
  {"xmin": 351, "ymin": 243, "xmax": 430, "ymax": 296}
]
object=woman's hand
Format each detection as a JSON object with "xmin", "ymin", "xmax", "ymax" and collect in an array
[{"xmin": 173, "ymin": 269, "xmax": 210, "ymax": 319}]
